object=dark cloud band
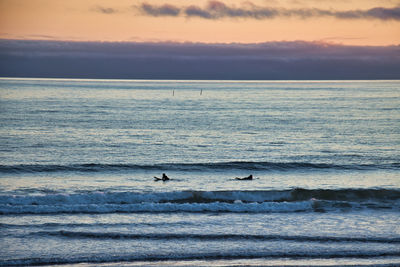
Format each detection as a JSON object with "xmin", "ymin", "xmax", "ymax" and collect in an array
[
  {"xmin": 0, "ymin": 40, "xmax": 399, "ymax": 79},
  {"xmin": 136, "ymin": 1, "xmax": 400, "ymax": 21}
]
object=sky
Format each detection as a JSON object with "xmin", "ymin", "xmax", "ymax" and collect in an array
[{"xmin": 0, "ymin": 0, "xmax": 399, "ymax": 79}]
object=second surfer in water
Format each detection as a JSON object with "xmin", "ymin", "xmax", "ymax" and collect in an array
[
  {"xmin": 154, "ymin": 173, "xmax": 170, "ymax": 181},
  {"xmin": 235, "ymin": 174, "xmax": 253, "ymax": 180}
]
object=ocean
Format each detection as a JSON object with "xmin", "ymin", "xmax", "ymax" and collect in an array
[{"xmin": 0, "ymin": 78, "xmax": 399, "ymax": 266}]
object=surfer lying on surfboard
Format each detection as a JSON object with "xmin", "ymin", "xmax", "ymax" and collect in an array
[
  {"xmin": 235, "ymin": 174, "xmax": 253, "ymax": 180},
  {"xmin": 154, "ymin": 173, "xmax": 170, "ymax": 181}
]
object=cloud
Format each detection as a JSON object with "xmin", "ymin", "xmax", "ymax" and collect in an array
[
  {"xmin": 0, "ymin": 40, "xmax": 399, "ymax": 79},
  {"xmin": 334, "ymin": 6, "xmax": 400, "ymax": 20},
  {"xmin": 185, "ymin": 1, "xmax": 279, "ymax": 19},
  {"xmin": 137, "ymin": 1, "xmax": 400, "ymax": 21},
  {"xmin": 92, "ymin": 6, "xmax": 117, "ymax": 14},
  {"xmin": 185, "ymin": 5, "xmax": 214, "ymax": 19},
  {"xmin": 24, "ymin": 34, "xmax": 57, "ymax": 40},
  {"xmin": 139, "ymin": 3, "xmax": 180, "ymax": 16}
]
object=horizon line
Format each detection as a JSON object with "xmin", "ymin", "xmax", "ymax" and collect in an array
[
  {"xmin": 1, "ymin": 38, "xmax": 399, "ymax": 48},
  {"xmin": 1, "ymin": 77, "xmax": 399, "ymax": 83}
]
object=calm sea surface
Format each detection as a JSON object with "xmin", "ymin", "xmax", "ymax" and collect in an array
[{"xmin": 0, "ymin": 78, "xmax": 399, "ymax": 266}]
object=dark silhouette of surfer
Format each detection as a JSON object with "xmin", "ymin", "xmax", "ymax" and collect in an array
[
  {"xmin": 235, "ymin": 174, "xmax": 253, "ymax": 180},
  {"xmin": 154, "ymin": 173, "xmax": 170, "ymax": 181}
]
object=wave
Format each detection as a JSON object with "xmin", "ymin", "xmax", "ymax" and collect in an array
[
  {"xmin": 29, "ymin": 230, "xmax": 400, "ymax": 244},
  {"xmin": 1, "ymin": 189, "xmax": 399, "ymax": 215},
  {"xmin": 0, "ymin": 221, "xmax": 190, "ymax": 228},
  {"xmin": 2, "ymin": 251, "xmax": 400, "ymax": 267},
  {"xmin": 1, "ymin": 161, "xmax": 399, "ymax": 174},
  {"xmin": 0, "ymin": 200, "xmax": 314, "ymax": 214}
]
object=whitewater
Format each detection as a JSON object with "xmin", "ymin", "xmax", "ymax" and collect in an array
[{"xmin": 0, "ymin": 78, "xmax": 399, "ymax": 266}]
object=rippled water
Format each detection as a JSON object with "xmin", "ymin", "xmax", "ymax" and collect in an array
[{"xmin": 0, "ymin": 78, "xmax": 399, "ymax": 266}]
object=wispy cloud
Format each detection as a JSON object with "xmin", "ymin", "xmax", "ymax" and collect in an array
[
  {"xmin": 92, "ymin": 6, "xmax": 117, "ymax": 14},
  {"xmin": 136, "ymin": 1, "xmax": 400, "ymax": 21},
  {"xmin": 24, "ymin": 34, "xmax": 58, "ymax": 40}
]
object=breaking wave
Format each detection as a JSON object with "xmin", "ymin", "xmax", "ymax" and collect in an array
[{"xmin": 1, "ymin": 188, "xmax": 399, "ymax": 215}]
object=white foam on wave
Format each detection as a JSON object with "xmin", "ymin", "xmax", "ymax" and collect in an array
[{"xmin": 200, "ymin": 190, "xmax": 292, "ymax": 202}]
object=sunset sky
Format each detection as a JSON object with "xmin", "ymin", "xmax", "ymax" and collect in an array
[
  {"xmin": 0, "ymin": 0, "xmax": 399, "ymax": 79},
  {"xmin": 1, "ymin": 0, "xmax": 399, "ymax": 45}
]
